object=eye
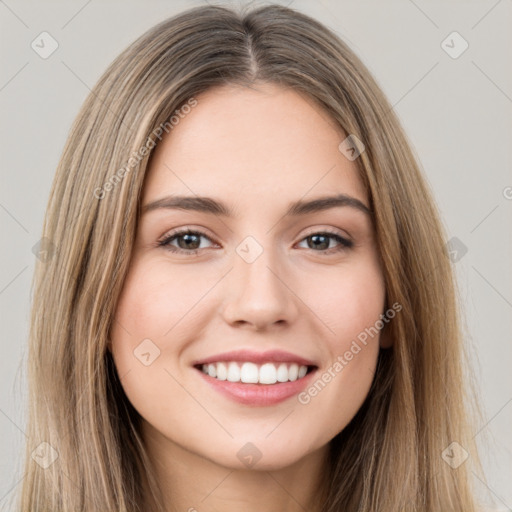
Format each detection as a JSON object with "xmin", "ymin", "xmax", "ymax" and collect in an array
[
  {"xmin": 157, "ymin": 228, "xmax": 353, "ymax": 256},
  {"xmin": 157, "ymin": 229, "xmax": 216, "ymax": 255},
  {"xmin": 296, "ymin": 230, "xmax": 353, "ymax": 254}
]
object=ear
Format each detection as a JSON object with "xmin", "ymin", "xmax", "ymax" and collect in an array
[{"xmin": 379, "ymin": 324, "xmax": 393, "ymax": 349}]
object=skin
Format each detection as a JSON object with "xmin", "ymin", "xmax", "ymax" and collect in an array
[{"xmin": 109, "ymin": 82, "xmax": 389, "ymax": 512}]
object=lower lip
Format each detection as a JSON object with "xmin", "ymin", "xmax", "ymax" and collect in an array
[{"xmin": 194, "ymin": 367, "xmax": 318, "ymax": 406}]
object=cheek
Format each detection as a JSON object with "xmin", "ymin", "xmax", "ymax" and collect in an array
[
  {"xmin": 294, "ymin": 258, "xmax": 385, "ymax": 435},
  {"xmin": 110, "ymin": 265, "xmax": 176, "ymax": 401},
  {"xmin": 109, "ymin": 259, "xmax": 218, "ymax": 413},
  {"xmin": 297, "ymin": 256, "xmax": 385, "ymax": 346},
  {"xmin": 112, "ymin": 259, "xmax": 208, "ymax": 343}
]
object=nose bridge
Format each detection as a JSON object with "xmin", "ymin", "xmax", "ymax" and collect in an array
[{"xmin": 221, "ymin": 234, "xmax": 298, "ymax": 328}]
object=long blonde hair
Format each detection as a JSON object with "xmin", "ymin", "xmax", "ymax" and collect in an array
[{"xmin": 18, "ymin": 4, "xmax": 482, "ymax": 511}]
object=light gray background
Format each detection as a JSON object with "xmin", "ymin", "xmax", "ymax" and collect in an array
[{"xmin": 1, "ymin": 0, "xmax": 511, "ymax": 510}]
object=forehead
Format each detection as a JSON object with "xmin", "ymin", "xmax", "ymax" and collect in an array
[{"xmin": 142, "ymin": 83, "xmax": 367, "ymax": 212}]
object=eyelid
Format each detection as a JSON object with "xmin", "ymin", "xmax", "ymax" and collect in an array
[
  {"xmin": 294, "ymin": 228, "xmax": 354, "ymax": 253},
  {"xmin": 300, "ymin": 225, "xmax": 352, "ymax": 242},
  {"xmin": 158, "ymin": 225, "xmax": 351, "ymax": 244},
  {"xmin": 157, "ymin": 225, "xmax": 217, "ymax": 244},
  {"xmin": 157, "ymin": 224, "xmax": 354, "ymax": 256}
]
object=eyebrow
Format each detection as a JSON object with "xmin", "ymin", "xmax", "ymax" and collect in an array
[{"xmin": 141, "ymin": 193, "xmax": 372, "ymax": 218}]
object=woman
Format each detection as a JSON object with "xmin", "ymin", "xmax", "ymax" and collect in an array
[{"xmin": 19, "ymin": 4, "xmax": 483, "ymax": 511}]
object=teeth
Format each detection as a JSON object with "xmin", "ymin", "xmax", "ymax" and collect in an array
[
  {"xmin": 276, "ymin": 363, "xmax": 289, "ymax": 382},
  {"xmin": 259, "ymin": 363, "xmax": 277, "ymax": 384},
  {"xmin": 227, "ymin": 362, "xmax": 240, "ymax": 382},
  {"xmin": 216, "ymin": 362, "xmax": 227, "ymax": 380},
  {"xmin": 199, "ymin": 361, "xmax": 310, "ymax": 384},
  {"xmin": 240, "ymin": 362, "xmax": 259, "ymax": 383},
  {"xmin": 288, "ymin": 364, "xmax": 299, "ymax": 381}
]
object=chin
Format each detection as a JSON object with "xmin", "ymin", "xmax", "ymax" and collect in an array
[{"xmin": 200, "ymin": 434, "xmax": 323, "ymax": 472}]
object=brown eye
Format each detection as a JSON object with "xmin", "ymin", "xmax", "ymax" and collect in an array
[
  {"xmin": 173, "ymin": 233, "xmax": 201, "ymax": 250},
  {"xmin": 158, "ymin": 229, "xmax": 215, "ymax": 254},
  {"xmin": 298, "ymin": 232, "xmax": 353, "ymax": 253}
]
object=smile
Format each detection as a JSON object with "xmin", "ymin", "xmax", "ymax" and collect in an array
[
  {"xmin": 197, "ymin": 361, "xmax": 311, "ymax": 384},
  {"xmin": 191, "ymin": 349, "xmax": 319, "ymax": 405}
]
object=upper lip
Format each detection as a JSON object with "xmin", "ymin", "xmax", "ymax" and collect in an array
[{"xmin": 192, "ymin": 349, "xmax": 318, "ymax": 367}]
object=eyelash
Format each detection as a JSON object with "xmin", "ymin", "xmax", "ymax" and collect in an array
[{"xmin": 156, "ymin": 228, "xmax": 354, "ymax": 256}]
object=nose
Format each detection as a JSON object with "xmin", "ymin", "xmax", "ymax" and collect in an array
[{"xmin": 221, "ymin": 244, "xmax": 299, "ymax": 331}]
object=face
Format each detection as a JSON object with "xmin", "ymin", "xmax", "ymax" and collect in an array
[{"xmin": 110, "ymin": 83, "xmax": 387, "ymax": 471}]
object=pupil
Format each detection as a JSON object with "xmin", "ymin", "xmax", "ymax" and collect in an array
[
  {"xmin": 310, "ymin": 234, "xmax": 328, "ymax": 250},
  {"xmin": 179, "ymin": 234, "xmax": 200, "ymax": 250},
  {"xmin": 176, "ymin": 234, "xmax": 332, "ymax": 251}
]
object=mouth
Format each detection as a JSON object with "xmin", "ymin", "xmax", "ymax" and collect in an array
[
  {"xmin": 193, "ymin": 361, "xmax": 317, "ymax": 385},
  {"xmin": 191, "ymin": 350, "xmax": 319, "ymax": 406}
]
